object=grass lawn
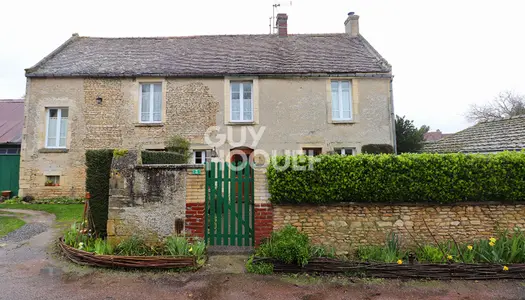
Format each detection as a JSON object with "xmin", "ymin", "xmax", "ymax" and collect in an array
[
  {"xmin": 0, "ymin": 216, "xmax": 26, "ymax": 237},
  {"xmin": 0, "ymin": 204, "xmax": 84, "ymax": 223}
]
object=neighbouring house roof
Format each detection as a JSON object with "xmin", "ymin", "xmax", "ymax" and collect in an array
[
  {"xmin": 0, "ymin": 99, "xmax": 24, "ymax": 144},
  {"xmin": 422, "ymin": 115, "xmax": 525, "ymax": 153},
  {"xmin": 25, "ymin": 34, "xmax": 391, "ymax": 78},
  {"xmin": 424, "ymin": 130, "xmax": 452, "ymax": 142}
]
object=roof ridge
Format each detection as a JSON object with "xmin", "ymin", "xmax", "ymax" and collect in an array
[
  {"xmin": 25, "ymin": 34, "xmax": 80, "ymax": 74},
  {"xmin": 479, "ymin": 114, "xmax": 525, "ymax": 124},
  {"xmin": 77, "ymin": 33, "xmax": 355, "ymax": 39}
]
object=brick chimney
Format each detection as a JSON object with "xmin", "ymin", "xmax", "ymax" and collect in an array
[
  {"xmin": 276, "ymin": 13, "xmax": 288, "ymax": 37},
  {"xmin": 344, "ymin": 12, "xmax": 359, "ymax": 36}
]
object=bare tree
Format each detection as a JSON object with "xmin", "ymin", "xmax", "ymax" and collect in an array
[{"xmin": 466, "ymin": 91, "xmax": 525, "ymax": 122}]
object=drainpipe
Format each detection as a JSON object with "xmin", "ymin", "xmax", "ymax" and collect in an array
[{"xmin": 390, "ymin": 77, "xmax": 397, "ymax": 154}]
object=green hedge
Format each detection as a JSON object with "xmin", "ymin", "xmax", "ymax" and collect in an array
[
  {"xmin": 361, "ymin": 144, "xmax": 394, "ymax": 154},
  {"xmin": 141, "ymin": 151, "xmax": 187, "ymax": 164},
  {"xmin": 85, "ymin": 149, "xmax": 114, "ymax": 236},
  {"xmin": 267, "ymin": 152, "xmax": 525, "ymax": 204}
]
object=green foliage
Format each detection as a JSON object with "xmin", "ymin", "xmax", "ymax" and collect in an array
[
  {"xmin": 309, "ymin": 245, "xmax": 336, "ymax": 258},
  {"xmin": 356, "ymin": 233, "xmax": 406, "ymax": 263},
  {"xmin": 361, "ymin": 144, "xmax": 394, "ymax": 154},
  {"xmin": 416, "ymin": 245, "xmax": 445, "ymax": 263},
  {"xmin": 94, "ymin": 238, "xmax": 114, "ymax": 255},
  {"xmin": 246, "ymin": 256, "xmax": 274, "ymax": 274},
  {"xmin": 113, "ymin": 149, "xmax": 128, "ymax": 158},
  {"xmin": 2, "ymin": 198, "xmax": 23, "ymax": 204},
  {"xmin": 256, "ymin": 225, "xmax": 310, "ymax": 266},
  {"xmin": 165, "ymin": 135, "xmax": 191, "ymax": 161},
  {"xmin": 0, "ymin": 203, "xmax": 84, "ymax": 222},
  {"xmin": 141, "ymin": 151, "xmax": 188, "ymax": 164},
  {"xmin": 267, "ymin": 152, "xmax": 525, "ymax": 204},
  {"xmin": 31, "ymin": 197, "xmax": 84, "ymax": 204},
  {"xmin": 0, "ymin": 216, "xmax": 25, "ymax": 237},
  {"xmin": 85, "ymin": 149, "xmax": 114, "ymax": 236},
  {"xmin": 165, "ymin": 236, "xmax": 190, "ymax": 256},
  {"xmin": 395, "ymin": 115, "xmax": 429, "ymax": 153},
  {"xmin": 115, "ymin": 236, "xmax": 157, "ymax": 256}
]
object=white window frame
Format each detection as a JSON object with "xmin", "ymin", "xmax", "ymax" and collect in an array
[
  {"xmin": 193, "ymin": 150, "xmax": 206, "ymax": 164},
  {"xmin": 230, "ymin": 81, "xmax": 253, "ymax": 122},
  {"xmin": 45, "ymin": 108, "xmax": 68, "ymax": 149},
  {"xmin": 139, "ymin": 83, "xmax": 163, "ymax": 123},
  {"xmin": 335, "ymin": 147, "xmax": 356, "ymax": 156},
  {"xmin": 331, "ymin": 80, "xmax": 353, "ymax": 121}
]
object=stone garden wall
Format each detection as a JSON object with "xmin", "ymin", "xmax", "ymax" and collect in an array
[
  {"xmin": 273, "ymin": 203, "xmax": 525, "ymax": 254},
  {"xmin": 107, "ymin": 151, "xmax": 204, "ymax": 243}
]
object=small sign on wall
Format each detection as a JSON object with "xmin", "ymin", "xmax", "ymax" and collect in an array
[{"xmin": 192, "ymin": 169, "xmax": 201, "ymax": 175}]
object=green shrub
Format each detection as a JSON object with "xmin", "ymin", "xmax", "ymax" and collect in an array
[
  {"xmin": 257, "ymin": 225, "xmax": 310, "ymax": 266},
  {"xmin": 165, "ymin": 135, "xmax": 191, "ymax": 162},
  {"xmin": 116, "ymin": 236, "xmax": 152, "ymax": 256},
  {"xmin": 361, "ymin": 144, "xmax": 394, "ymax": 154},
  {"xmin": 246, "ymin": 256, "xmax": 274, "ymax": 274},
  {"xmin": 356, "ymin": 233, "xmax": 405, "ymax": 263},
  {"xmin": 85, "ymin": 149, "xmax": 114, "ymax": 236},
  {"xmin": 94, "ymin": 238, "xmax": 114, "ymax": 255},
  {"xmin": 141, "ymin": 151, "xmax": 188, "ymax": 164},
  {"xmin": 165, "ymin": 236, "xmax": 190, "ymax": 256},
  {"xmin": 267, "ymin": 152, "xmax": 525, "ymax": 204}
]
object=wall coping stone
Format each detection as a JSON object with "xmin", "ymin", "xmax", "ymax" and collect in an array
[
  {"xmin": 136, "ymin": 164, "xmax": 204, "ymax": 170},
  {"xmin": 274, "ymin": 201, "xmax": 525, "ymax": 207}
]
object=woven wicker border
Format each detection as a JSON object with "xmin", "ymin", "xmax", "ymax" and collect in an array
[
  {"xmin": 254, "ymin": 257, "xmax": 525, "ymax": 280},
  {"xmin": 59, "ymin": 238, "xmax": 198, "ymax": 269}
]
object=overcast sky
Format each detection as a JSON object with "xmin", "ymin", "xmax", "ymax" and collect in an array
[{"xmin": 1, "ymin": 0, "xmax": 524, "ymax": 132}]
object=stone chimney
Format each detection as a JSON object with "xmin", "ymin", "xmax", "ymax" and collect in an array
[
  {"xmin": 276, "ymin": 13, "xmax": 288, "ymax": 37},
  {"xmin": 344, "ymin": 12, "xmax": 359, "ymax": 36}
]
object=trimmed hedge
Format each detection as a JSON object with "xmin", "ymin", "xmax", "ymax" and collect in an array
[
  {"xmin": 141, "ymin": 151, "xmax": 188, "ymax": 164},
  {"xmin": 267, "ymin": 152, "xmax": 525, "ymax": 204},
  {"xmin": 361, "ymin": 144, "xmax": 394, "ymax": 154},
  {"xmin": 85, "ymin": 149, "xmax": 114, "ymax": 236}
]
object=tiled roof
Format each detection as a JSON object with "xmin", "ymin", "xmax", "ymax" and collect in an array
[
  {"xmin": 424, "ymin": 131, "xmax": 452, "ymax": 142},
  {"xmin": 25, "ymin": 34, "xmax": 391, "ymax": 78},
  {"xmin": 422, "ymin": 115, "xmax": 525, "ymax": 153},
  {"xmin": 0, "ymin": 99, "xmax": 24, "ymax": 144}
]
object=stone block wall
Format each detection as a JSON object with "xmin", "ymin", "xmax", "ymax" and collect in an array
[
  {"xmin": 107, "ymin": 151, "xmax": 204, "ymax": 244},
  {"xmin": 273, "ymin": 203, "xmax": 525, "ymax": 254}
]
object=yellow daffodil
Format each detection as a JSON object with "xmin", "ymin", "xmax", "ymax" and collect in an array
[
  {"xmin": 78, "ymin": 242, "xmax": 84, "ymax": 250},
  {"xmin": 503, "ymin": 266, "xmax": 509, "ymax": 271},
  {"xmin": 397, "ymin": 259, "xmax": 403, "ymax": 265},
  {"xmin": 467, "ymin": 245, "xmax": 473, "ymax": 251},
  {"xmin": 489, "ymin": 241, "xmax": 495, "ymax": 247},
  {"xmin": 189, "ymin": 247, "xmax": 193, "ymax": 253},
  {"xmin": 489, "ymin": 237, "xmax": 497, "ymax": 243},
  {"xmin": 447, "ymin": 255, "xmax": 453, "ymax": 260}
]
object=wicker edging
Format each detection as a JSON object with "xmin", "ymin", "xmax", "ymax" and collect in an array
[
  {"xmin": 253, "ymin": 257, "xmax": 525, "ymax": 280},
  {"xmin": 58, "ymin": 238, "xmax": 198, "ymax": 269}
]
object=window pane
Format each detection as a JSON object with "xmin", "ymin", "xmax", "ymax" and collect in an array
[
  {"xmin": 232, "ymin": 92, "xmax": 240, "ymax": 100},
  {"xmin": 232, "ymin": 111, "xmax": 240, "ymax": 121},
  {"xmin": 243, "ymin": 111, "xmax": 252, "ymax": 121},
  {"xmin": 61, "ymin": 108, "xmax": 69, "ymax": 118},
  {"xmin": 59, "ymin": 117, "xmax": 68, "ymax": 147},
  {"xmin": 331, "ymin": 82, "xmax": 338, "ymax": 91},
  {"xmin": 231, "ymin": 82, "xmax": 240, "ymax": 93},
  {"xmin": 243, "ymin": 83, "xmax": 252, "ymax": 99},
  {"xmin": 47, "ymin": 113, "xmax": 57, "ymax": 147},
  {"xmin": 342, "ymin": 89, "xmax": 351, "ymax": 111},
  {"xmin": 49, "ymin": 109, "xmax": 58, "ymax": 118},
  {"xmin": 332, "ymin": 89, "xmax": 339, "ymax": 119},
  {"xmin": 141, "ymin": 85, "xmax": 150, "ymax": 122},
  {"xmin": 343, "ymin": 111, "xmax": 351, "ymax": 119},
  {"xmin": 153, "ymin": 85, "xmax": 162, "ymax": 122},
  {"xmin": 341, "ymin": 81, "xmax": 350, "ymax": 90}
]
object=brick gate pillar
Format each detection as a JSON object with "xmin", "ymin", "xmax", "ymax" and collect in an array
[
  {"xmin": 254, "ymin": 167, "xmax": 273, "ymax": 245},
  {"xmin": 185, "ymin": 166, "xmax": 205, "ymax": 237}
]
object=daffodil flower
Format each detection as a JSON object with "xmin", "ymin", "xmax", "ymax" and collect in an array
[
  {"xmin": 467, "ymin": 245, "xmax": 473, "ymax": 251},
  {"xmin": 397, "ymin": 259, "xmax": 403, "ymax": 265},
  {"xmin": 78, "ymin": 242, "xmax": 84, "ymax": 250},
  {"xmin": 489, "ymin": 237, "xmax": 497, "ymax": 243},
  {"xmin": 447, "ymin": 255, "xmax": 453, "ymax": 260},
  {"xmin": 503, "ymin": 266, "xmax": 509, "ymax": 271},
  {"xmin": 489, "ymin": 241, "xmax": 495, "ymax": 247},
  {"xmin": 189, "ymin": 247, "xmax": 193, "ymax": 253}
]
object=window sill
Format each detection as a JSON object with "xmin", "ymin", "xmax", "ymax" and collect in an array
[
  {"xmin": 226, "ymin": 121, "xmax": 256, "ymax": 126},
  {"xmin": 134, "ymin": 123, "xmax": 164, "ymax": 127},
  {"xmin": 331, "ymin": 120, "xmax": 356, "ymax": 124},
  {"xmin": 39, "ymin": 148, "xmax": 69, "ymax": 153}
]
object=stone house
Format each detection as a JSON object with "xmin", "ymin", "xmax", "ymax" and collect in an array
[{"xmin": 19, "ymin": 13, "xmax": 394, "ymax": 198}]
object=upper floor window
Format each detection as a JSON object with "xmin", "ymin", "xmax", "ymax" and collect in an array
[
  {"xmin": 331, "ymin": 81, "xmax": 352, "ymax": 121},
  {"xmin": 230, "ymin": 82, "xmax": 253, "ymax": 122},
  {"xmin": 46, "ymin": 108, "xmax": 68, "ymax": 148},
  {"xmin": 140, "ymin": 83, "xmax": 162, "ymax": 123}
]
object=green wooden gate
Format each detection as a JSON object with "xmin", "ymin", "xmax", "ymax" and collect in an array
[
  {"xmin": 205, "ymin": 162, "xmax": 254, "ymax": 246},
  {"xmin": 0, "ymin": 154, "xmax": 20, "ymax": 196}
]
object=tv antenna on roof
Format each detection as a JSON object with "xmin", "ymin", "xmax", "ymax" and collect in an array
[{"xmin": 269, "ymin": 1, "xmax": 292, "ymax": 34}]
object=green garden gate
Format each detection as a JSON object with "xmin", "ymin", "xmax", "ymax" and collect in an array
[
  {"xmin": 0, "ymin": 154, "xmax": 20, "ymax": 197},
  {"xmin": 205, "ymin": 162, "xmax": 254, "ymax": 246}
]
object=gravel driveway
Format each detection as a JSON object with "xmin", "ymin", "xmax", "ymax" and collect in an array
[{"xmin": 1, "ymin": 208, "xmax": 524, "ymax": 300}]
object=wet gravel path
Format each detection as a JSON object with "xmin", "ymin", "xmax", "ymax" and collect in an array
[{"xmin": 0, "ymin": 222, "xmax": 48, "ymax": 244}]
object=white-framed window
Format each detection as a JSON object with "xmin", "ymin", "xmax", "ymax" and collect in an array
[
  {"xmin": 303, "ymin": 147, "xmax": 322, "ymax": 157},
  {"xmin": 331, "ymin": 80, "xmax": 352, "ymax": 121},
  {"xmin": 335, "ymin": 147, "xmax": 356, "ymax": 156},
  {"xmin": 45, "ymin": 108, "xmax": 68, "ymax": 148},
  {"xmin": 193, "ymin": 150, "xmax": 206, "ymax": 164},
  {"xmin": 230, "ymin": 82, "xmax": 253, "ymax": 122},
  {"xmin": 45, "ymin": 175, "xmax": 60, "ymax": 186},
  {"xmin": 139, "ymin": 83, "xmax": 162, "ymax": 123}
]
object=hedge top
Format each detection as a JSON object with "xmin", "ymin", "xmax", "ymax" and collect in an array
[{"xmin": 267, "ymin": 152, "xmax": 525, "ymax": 204}]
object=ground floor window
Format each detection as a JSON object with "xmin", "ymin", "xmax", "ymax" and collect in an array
[
  {"xmin": 334, "ymin": 147, "xmax": 356, "ymax": 156},
  {"xmin": 302, "ymin": 147, "xmax": 322, "ymax": 156},
  {"xmin": 193, "ymin": 150, "xmax": 206, "ymax": 164},
  {"xmin": 45, "ymin": 175, "xmax": 60, "ymax": 186}
]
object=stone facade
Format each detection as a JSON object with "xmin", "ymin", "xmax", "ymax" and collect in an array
[
  {"xmin": 20, "ymin": 76, "xmax": 393, "ymax": 198},
  {"xmin": 273, "ymin": 203, "xmax": 525, "ymax": 254},
  {"xmin": 107, "ymin": 150, "xmax": 204, "ymax": 244}
]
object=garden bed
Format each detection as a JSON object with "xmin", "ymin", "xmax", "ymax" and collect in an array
[
  {"xmin": 58, "ymin": 238, "xmax": 198, "ymax": 269},
  {"xmin": 253, "ymin": 257, "xmax": 525, "ymax": 280}
]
